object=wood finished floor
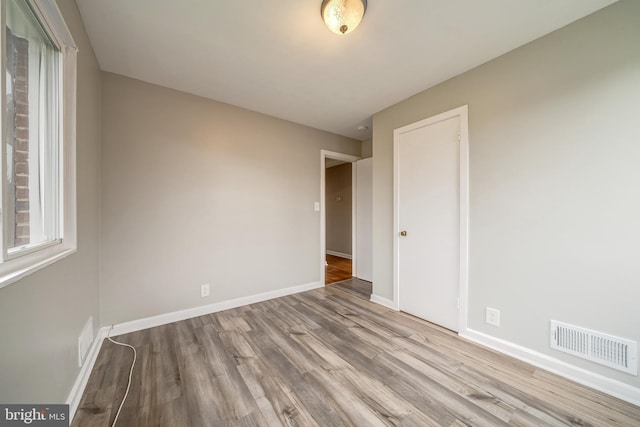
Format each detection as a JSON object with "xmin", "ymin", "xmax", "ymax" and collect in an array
[
  {"xmin": 329, "ymin": 277, "xmax": 372, "ymax": 301},
  {"xmin": 73, "ymin": 281, "xmax": 640, "ymax": 426},
  {"xmin": 325, "ymin": 254, "xmax": 352, "ymax": 284}
]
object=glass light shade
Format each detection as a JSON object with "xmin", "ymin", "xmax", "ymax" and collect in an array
[{"xmin": 321, "ymin": 0, "xmax": 367, "ymax": 35}]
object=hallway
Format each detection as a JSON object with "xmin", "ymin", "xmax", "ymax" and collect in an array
[{"xmin": 325, "ymin": 254, "xmax": 352, "ymax": 284}]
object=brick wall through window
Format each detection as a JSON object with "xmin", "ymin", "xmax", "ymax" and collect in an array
[{"xmin": 6, "ymin": 30, "xmax": 30, "ymax": 246}]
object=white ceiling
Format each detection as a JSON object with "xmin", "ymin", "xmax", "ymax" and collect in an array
[{"xmin": 75, "ymin": 0, "xmax": 616, "ymax": 140}]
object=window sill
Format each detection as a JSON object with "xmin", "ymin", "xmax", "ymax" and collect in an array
[{"xmin": 0, "ymin": 244, "xmax": 76, "ymax": 289}]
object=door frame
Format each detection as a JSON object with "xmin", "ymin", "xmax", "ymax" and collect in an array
[
  {"xmin": 392, "ymin": 105, "xmax": 469, "ymax": 332},
  {"xmin": 320, "ymin": 150, "xmax": 361, "ymax": 285}
]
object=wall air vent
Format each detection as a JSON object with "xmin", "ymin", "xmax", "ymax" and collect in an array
[{"xmin": 550, "ymin": 320, "xmax": 637, "ymax": 375}]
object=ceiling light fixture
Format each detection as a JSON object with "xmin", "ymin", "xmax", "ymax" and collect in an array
[{"xmin": 321, "ymin": 0, "xmax": 367, "ymax": 35}]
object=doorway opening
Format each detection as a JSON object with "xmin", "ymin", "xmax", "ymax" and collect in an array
[{"xmin": 320, "ymin": 150, "xmax": 360, "ymax": 286}]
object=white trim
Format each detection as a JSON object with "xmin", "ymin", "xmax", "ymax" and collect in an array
[
  {"xmin": 392, "ymin": 105, "xmax": 469, "ymax": 332},
  {"xmin": 67, "ymin": 327, "xmax": 107, "ymax": 422},
  {"xmin": 109, "ymin": 281, "xmax": 323, "ymax": 337},
  {"xmin": 320, "ymin": 150, "xmax": 360, "ymax": 286},
  {"xmin": 326, "ymin": 250, "xmax": 352, "ymax": 259},
  {"xmin": 0, "ymin": 247, "xmax": 75, "ymax": 286},
  {"xmin": 370, "ymin": 294, "xmax": 399, "ymax": 311},
  {"xmin": 351, "ymin": 162, "xmax": 357, "ymax": 275},
  {"xmin": 29, "ymin": 0, "xmax": 77, "ymax": 50},
  {"xmin": 458, "ymin": 107, "xmax": 470, "ymax": 333},
  {"xmin": 460, "ymin": 328, "xmax": 640, "ymax": 407}
]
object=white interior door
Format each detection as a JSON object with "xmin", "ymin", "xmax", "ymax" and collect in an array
[{"xmin": 395, "ymin": 108, "xmax": 467, "ymax": 332}]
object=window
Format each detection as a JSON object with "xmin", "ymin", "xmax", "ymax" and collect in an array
[{"xmin": 0, "ymin": 0, "xmax": 77, "ymax": 287}]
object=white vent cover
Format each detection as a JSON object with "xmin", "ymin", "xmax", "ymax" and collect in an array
[{"xmin": 550, "ymin": 321, "xmax": 638, "ymax": 375}]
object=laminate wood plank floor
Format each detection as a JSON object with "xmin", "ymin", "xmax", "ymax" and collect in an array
[
  {"xmin": 330, "ymin": 277, "xmax": 372, "ymax": 301},
  {"xmin": 325, "ymin": 254, "xmax": 352, "ymax": 284},
  {"xmin": 73, "ymin": 285, "xmax": 640, "ymax": 426}
]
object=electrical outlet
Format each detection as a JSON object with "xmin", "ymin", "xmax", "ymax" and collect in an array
[
  {"xmin": 485, "ymin": 307, "xmax": 500, "ymax": 327},
  {"xmin": 200, "ymin": 284, "xmax": 210, "ymax": 297}
]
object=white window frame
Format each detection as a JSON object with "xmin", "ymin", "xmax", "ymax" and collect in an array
[{"xmin": 0, "ymin": 0, "xmax": 77, "ymax": 288}]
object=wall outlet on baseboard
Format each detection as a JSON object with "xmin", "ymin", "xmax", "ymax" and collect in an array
[
  {"xmin": 485, "ymin": 307, "xmax": 500, "ymax": 327},
  {"xmin": 78, "ymin": 316, "xmax": 94, "ymax": 367},
  {"xmin": 200, "ymin": 284, "xmax": 210, "ymax": 298}
]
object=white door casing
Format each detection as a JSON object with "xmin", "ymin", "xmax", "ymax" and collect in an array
[{"xmin": 393, "ymin": 106, "xmax": 469, "ymax": 333}]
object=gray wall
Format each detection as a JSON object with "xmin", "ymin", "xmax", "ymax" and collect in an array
[
  {"xmin": 100, "ymin": 73, "xmax": 360, "ymax": 325},
  {"xmin": 0, "ymin": 0, "xmax": 101, "ymax": 403},
  {"xmin": 361, "ymin": 138, "xmax": 372, "ymax": 159},
  {"xmin": 326, "ymin": 163, "xmax": 352, "ymax": 256},
  {"xmin": 372, "ymin": 0, "xmax": 640, "ymax": 387}
]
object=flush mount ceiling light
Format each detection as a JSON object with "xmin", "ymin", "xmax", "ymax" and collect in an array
[{"xmin": 321, "ymin": 0, "xmax": 367, "ymax": 35}]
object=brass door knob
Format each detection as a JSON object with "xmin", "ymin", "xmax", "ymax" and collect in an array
[{"xmin": 400, "ymin": 231, "xmax": 407, "ymax": 236}]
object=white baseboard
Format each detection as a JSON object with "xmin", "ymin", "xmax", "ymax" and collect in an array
[
  {"xmin": 66, "ymin": 327, "xmax": 107, "ymax": 421},
  {"xmin": 326, "ymin": 250, "xmax": 352, "ymax": 260},
  {"xmin": 460, "ymin": 328, "xmax": 640, "ymax": 407},
  {"xmin": 109, "ymin": 280, "xmax": 323, "ymax": 337},
  {"xmin": 369, "ymin": 293, "xmax": 398, "ymax": 310}
]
